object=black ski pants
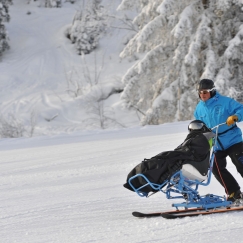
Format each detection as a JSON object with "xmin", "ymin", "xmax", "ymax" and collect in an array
[{"xmin": 213, "ymin": 142, "xmax": 243, "ymax": 195}]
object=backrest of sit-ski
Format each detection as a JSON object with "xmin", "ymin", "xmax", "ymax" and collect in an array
[
  {"xmin": 181, "ymin": 153, "xmax": 210, "ymax": 181},
  {"xmin": 180, "ymin": 130, "xmax": 215, "ymax": 182}
]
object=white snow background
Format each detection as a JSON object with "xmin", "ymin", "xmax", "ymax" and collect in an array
[{"xmin": 1, "ymin": 1, "xmax": 243, "ymax": 243}]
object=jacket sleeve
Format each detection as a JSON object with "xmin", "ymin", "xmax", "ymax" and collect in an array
[
  {"xmin": 194, "ymin": 104, "xmax": 200, "ymax": 120},
  {"xmin": 229, "ymin": 98, "xmax": 243, "ymax": 122}
]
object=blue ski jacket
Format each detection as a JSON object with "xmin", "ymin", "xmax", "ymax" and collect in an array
[{"xmin": 194, "ymin": 92, "xmax": 243, "ymax": 151}]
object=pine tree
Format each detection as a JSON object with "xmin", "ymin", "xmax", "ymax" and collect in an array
[
  {"xmin": 0, "ymin": 0, "xmax": 12, "ymax": 56},
  {"xmin": 118, "ymin": 0, "xmax": 243, "ymax": 125},
  {"xmin": 66, "ymin": 0, "xmax": 107, "ymax": 55}
]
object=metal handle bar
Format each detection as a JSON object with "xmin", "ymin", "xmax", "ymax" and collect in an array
[
  {"xmin": 210, "ymin": 122, "xmax": 226, "ymax": 140},
  {"xmin": 210, "ymin": 122, "xmax": 226, "ymax": 131}
]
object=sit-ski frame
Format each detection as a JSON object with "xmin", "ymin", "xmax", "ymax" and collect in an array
[{"xmin": 128, "ymin": 122, "xmax": 232, "ymax": 210}]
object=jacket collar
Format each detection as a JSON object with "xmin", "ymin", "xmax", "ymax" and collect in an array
[{"xmin": 200, "ymin": 91, "xmax": 220, "ymax": 105}]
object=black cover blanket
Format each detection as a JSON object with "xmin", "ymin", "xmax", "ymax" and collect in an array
[{"xmin": 123, "ymin": 131, "xmax": 212, "ymax": 193}]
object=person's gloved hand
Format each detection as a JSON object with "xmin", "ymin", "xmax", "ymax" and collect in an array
[{"xmin": 226, "ymin": 115, "xmax": 238, "ymax": 126}]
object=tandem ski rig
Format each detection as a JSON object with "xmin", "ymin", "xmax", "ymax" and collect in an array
[{"xmin": 128, "ymin": 123, "xmax": 243, "ymax": 219}]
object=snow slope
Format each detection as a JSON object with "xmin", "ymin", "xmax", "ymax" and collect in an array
[
  {"xmin": 0, "ymin": 0, "xmax": 138, "ymax": 135},
  {"xmin": 1, "ymin": 2, "xmax": 243, "ymax": 242},
  {"xmin": 1, "ymin": 121, "xmax": 243, "ymax": 243}
]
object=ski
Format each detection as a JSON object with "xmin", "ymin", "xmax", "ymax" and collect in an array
[
  {"xmin": 162, "ymin": 205, "xmax": 243, "ymax": 219},
  {"xmin": 133, "ymin": 205, "xmax": 243, "ymax": 219},
  {"xmin": 132, "ymin": 211, "xmax": 165, "ymax": 218},
  {"xmin": 132, "ymin": 207, "xmax": 204, "ymax": 218}
]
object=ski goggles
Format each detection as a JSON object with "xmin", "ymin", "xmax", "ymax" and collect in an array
[
  {"xmin": 188, "ymin": 122, "xmax": 205, "ymax": 131},
  {"xmin": 198, "ymin": 87, "xmax": 215, "ymax": 94}
]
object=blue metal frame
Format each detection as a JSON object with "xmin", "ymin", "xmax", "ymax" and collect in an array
[{"xmin": 128, "ymin": 122, "xmax": 232, "ymax": 209}]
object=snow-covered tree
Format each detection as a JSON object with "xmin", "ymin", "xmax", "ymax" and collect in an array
[
  {"xmin": 45, "ymin": 0, "xmax": 62, "ymax": 8},
  {"xmin": 27, "ymin": 0, "xmax": 62, "ymax": 8},
  {"xmin": 0, "ymin": 0, "xmax": 12, "ymax": 56},
  {"xmin": 118, "ymin": 0, "xmax": 243, "ymax": 125},
  {"xmin": 66, "ymin": 0, "xmax": 107, "ymax": 55}
]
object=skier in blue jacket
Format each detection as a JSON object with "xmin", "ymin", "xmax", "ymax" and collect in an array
[{"xmin": 194, "ymin": 79, "xmax": 243, "ymax": 202}]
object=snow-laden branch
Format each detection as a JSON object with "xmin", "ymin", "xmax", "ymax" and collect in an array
[
  {"xmin": 201, "ymin": 50, "xmax": 217, "ymax": 80},
  {"xmin": 171, "ymin": 3, "xmax": 195, "ymax": 39},
  {"xmin": 184, "ymin": 13, "xmax": 211, "ymax": 65},
  {"xmin": 157, "ymin": 0, "xmax": 178, "ymax": 17},
  {"xmin": 117, "ymin": 0, "xmax": 146, "ymax": 11},
  {"xmin": 224, "ymin": 24, "xmax": 243, "ymax": 60},
  {"xmin": 137, "ymin": 44, "xmax": 164, "ymax": 74}
]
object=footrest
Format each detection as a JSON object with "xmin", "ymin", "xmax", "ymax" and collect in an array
[
  {"xmin": 128, "ymin": 174, "xmax": 167, "ymax": 197},
  {"xmin": 172, "ymin": 194, "xmax": 231, "ymax": 209}
]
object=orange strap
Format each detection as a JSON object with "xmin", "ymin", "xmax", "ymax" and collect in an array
[{"xmin": 214, "ymin": 155, "xmax": 229, "ymax": 195}]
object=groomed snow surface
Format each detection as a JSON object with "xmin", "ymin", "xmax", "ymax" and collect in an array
[
  {"xmin": 1, "ymin": 1, "xmax": 243, "ymax": 242},
  {"xmin": 1, "ymin": 121, "xmax": 243, "ymax": 243}
]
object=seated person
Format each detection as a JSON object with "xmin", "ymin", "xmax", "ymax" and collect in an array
[{"xmin": 124, "ymin": 120, "xmax": 215, "ymax": 193}]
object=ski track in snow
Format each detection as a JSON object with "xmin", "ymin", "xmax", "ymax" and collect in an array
[
  {"xmin": 0, "ymin": 0, "xmax": 136, "ymax": 134},
  {"xmin": 1, "ymin": 122, "xmax": 243, "ymax": 243},
  {"xmin": 0, "ymin": 5, "xmax": 76, "ymax": 116}
]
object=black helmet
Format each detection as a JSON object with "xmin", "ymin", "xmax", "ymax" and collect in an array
[
  {"xmin": 197, "ymin": 79, "xmax": 216, "ymax": 97},
  {"xmin": 188, "ymin": 120, "xmax": 211, "ymax": 133}
]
